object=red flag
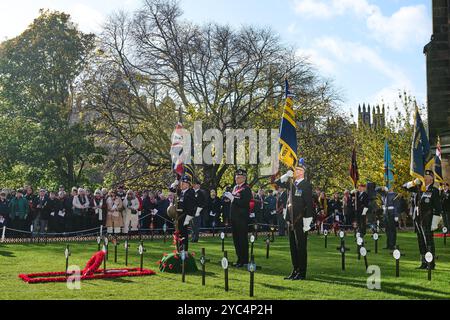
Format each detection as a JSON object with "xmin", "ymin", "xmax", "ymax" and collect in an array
[{"xmin": 170, "ymin": 122, "xmax": 185, "ymax": 177}]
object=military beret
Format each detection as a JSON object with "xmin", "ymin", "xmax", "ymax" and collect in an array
[
  {"xmin": 181, "ymin": 175, "xmax": 192, "ymax": 184},
  {"xmin": 235, "ymin": 168, "xmax": 247, "ymax": 177},
  {"xmin": 296, "ymin": 158, "xmax": 306, "ymax": 169},
  {"xmin": 359, "ymin": 183, "xmax": 366, "ymax": 188}
]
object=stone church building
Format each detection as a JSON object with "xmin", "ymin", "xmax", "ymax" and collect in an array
[{"xmin": 424, "ymin": 0, "xmax": 450, "ymax": 182}]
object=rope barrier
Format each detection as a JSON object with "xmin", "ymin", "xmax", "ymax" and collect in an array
[{"xmin": 1, "ymin": 218, "xmax": 388, "ymax": 242}]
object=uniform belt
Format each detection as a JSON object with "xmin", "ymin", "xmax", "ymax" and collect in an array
[{"xmin": 382, "ymin": 206, "xmax": 395, "ymax": 210}]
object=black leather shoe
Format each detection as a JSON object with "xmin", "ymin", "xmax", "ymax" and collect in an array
[
  {"xmin": 416, "ymin": 264, "xmax": 427, "ymax": 269},
  {"xmin": 233, "ymin": 263, "xmax": 243, "ymax": 268},
  {"xmin": 292, "ymin": 273, "xmax": 306, "ymax": 280},
  {"xmin": 284, "ymin": 270, "xmax": 298, "ymax": 280}
]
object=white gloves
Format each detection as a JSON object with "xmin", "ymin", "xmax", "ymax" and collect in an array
[
  {"xmin": 280, "ymin": 170, "xmax": 294, "ymax": 183},
  {"xmin": 282, "ymin": 208, "xmax": 287, "ymax": 220},
  {"xmin": 383, "ymin": 187, "xmax": 389, "ymax": 192},
  {"xmin": 184, "ymin": 215, "xmax": 193, "ymax": 226},
  {"xmin": 151, "ymin": 209, "xmax": 158, "ymax": 216},
  {"xmin": 404, "ymin": 179, "xmax": 421, "ymax": 189},
  {"xmin": 303, "ymin": 217, "xmax": 313, "ymax": 232},
  {"xmin": 431, "ymin": 215, "xmax": 441, "ymax": 231},
  {"xmin": 362, "ymin": 208, "xmax": 368, "ymax": 216},
  {"xmin": 403, "ymin": 182, "xmax": 412, "ymax": 189},
  {"xmin": 223, "ymin": 192, "xmax": 234, "ymax": 202},
  {"xmin": 394, "ymin": 217, "xmax": 399, "ymax": 222},
  {"xmin": 195, "ymin": 207, "xmax": 202, "ymax": 217},
  {"xmin": 170, "ymin": 180, "xmax": 179, "ymax": 189}
]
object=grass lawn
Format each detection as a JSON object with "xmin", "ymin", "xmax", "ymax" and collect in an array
[{"xmin": 1, "ymin": 231, "xmax": 449, "ymax": 300}]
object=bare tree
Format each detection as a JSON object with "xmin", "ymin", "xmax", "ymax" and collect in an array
[{"xmin": 81, "ymin": 0, "xmax": 343, "ymax": 190}]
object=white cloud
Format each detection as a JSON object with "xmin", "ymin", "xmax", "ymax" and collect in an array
[
  {"xmin": 0, "ymin": 1, "xmax": 105, "ymax": 41},
  {"xmin": 300, "ymin": 36, "xmax": 418, "ymax": 108},
  {"xmin": 313, "ymin": 36, "xmax": 410, "ymax": 85},
  {"xmin": 293, "ymin": 0, "xmax": 333, "ymax": 18},
  {"xmin": 293, "ymin": 0, "xmax": 375, "ymax": 19},
  {"xmin": 292, "ymin": 0, "xmax": 431, "ymax": 50},
  {"xmin": 296, "ymin": 48, "xmax": 337, "ymax": 75},
  {"xmin": 366, "ymin": 5, "xmax": 430, "ymax": 51},
  {"xmin": 69, "ymin": 3, "xmax": 105, "ymax": 34}
]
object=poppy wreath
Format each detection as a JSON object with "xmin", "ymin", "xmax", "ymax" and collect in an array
[
  {"xmin": 19, "ymin": 268, "xmax": 156, "ymax": 283},
  {"xmin": 158, "ymin": 251, "xmax": 198, "ymax": 273},
  {"xmin": 19, "ymin": 250, "xmax": 156, "ymax": 284},
  {"xmin": 82, "ymin": 251, "xmax": 106, "ymax": 276}
]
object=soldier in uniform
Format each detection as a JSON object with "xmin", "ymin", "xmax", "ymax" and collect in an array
[
  {"xmin": 376, "ymin": 186, "xmax": 399, "ymax": 250},
  {"xmin": 355, "ymin": 184, "xmax": 369, "ymax": 237},
  {"xmin": 223, "ymin": 169, "xmax": 252, "ymax": 268},
  {"xmin": 170, "ymin": 175, "xmax": 196, "ymax": 252},
  {"xmin": 191, "ymin": 179, "xmax": 206, "ymax": 243},
  {"xmin": 276, "ymin": 186, "xmax": 288, "ymax": 236},
  {"xmin": 275, "ymin": 159, "xmax": 313, "ymax": 280},
  {"xmin": 403, "ymin": 170, "xmax": 443, "ymax": 269},
  {"xmin": 441, "ymin": 183, "xmax": 450, "ymax": 228}
]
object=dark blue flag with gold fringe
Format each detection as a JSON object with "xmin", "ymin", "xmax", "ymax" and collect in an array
[
  {"xmin": 410, "ymin": 107, "xmax": 432, "ymax": 187},
  {"xmin": 279, "ymin": 79, "xmax": 298, "ymax": 169}
]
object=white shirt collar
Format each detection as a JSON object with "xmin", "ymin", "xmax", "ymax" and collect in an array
[{"xmin": 295, "ymin": 178, "xmax": 304, "ymax": 184}]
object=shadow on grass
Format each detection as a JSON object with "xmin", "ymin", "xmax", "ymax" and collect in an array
[
  {"xmin": 99, "ymin": 277, "xmax": 135, "ymax": 284},
  {"xmin": 311, "ymin": 274, "xmax": 449, "ymax": 299},
  {"xmin": 260, "ymin": 283, "xmax": 289, "ymax": 291},
  {"xmin": 0, "ymin": 250, "xmax": 16, "ymax": 257}
]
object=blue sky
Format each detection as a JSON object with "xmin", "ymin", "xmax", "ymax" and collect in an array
[{"xmin": 0, "ymin": 0, "xmax": 432, "ymax": 118}]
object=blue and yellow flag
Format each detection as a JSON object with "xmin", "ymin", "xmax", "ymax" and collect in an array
[
  {"xmin": 384, "ymin": 140, "xmax": 394, "ymax": 189},
  {"xmin": 183, "ymin": 163, "xmax": 196, "ymax": 182},
  {"xmin": 279, "ymin": 79, "xmax": 298, "ymax": 169},
  {"xmin": 410, "ymin": 107, "xmax": 432, "ymax": 187}
]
